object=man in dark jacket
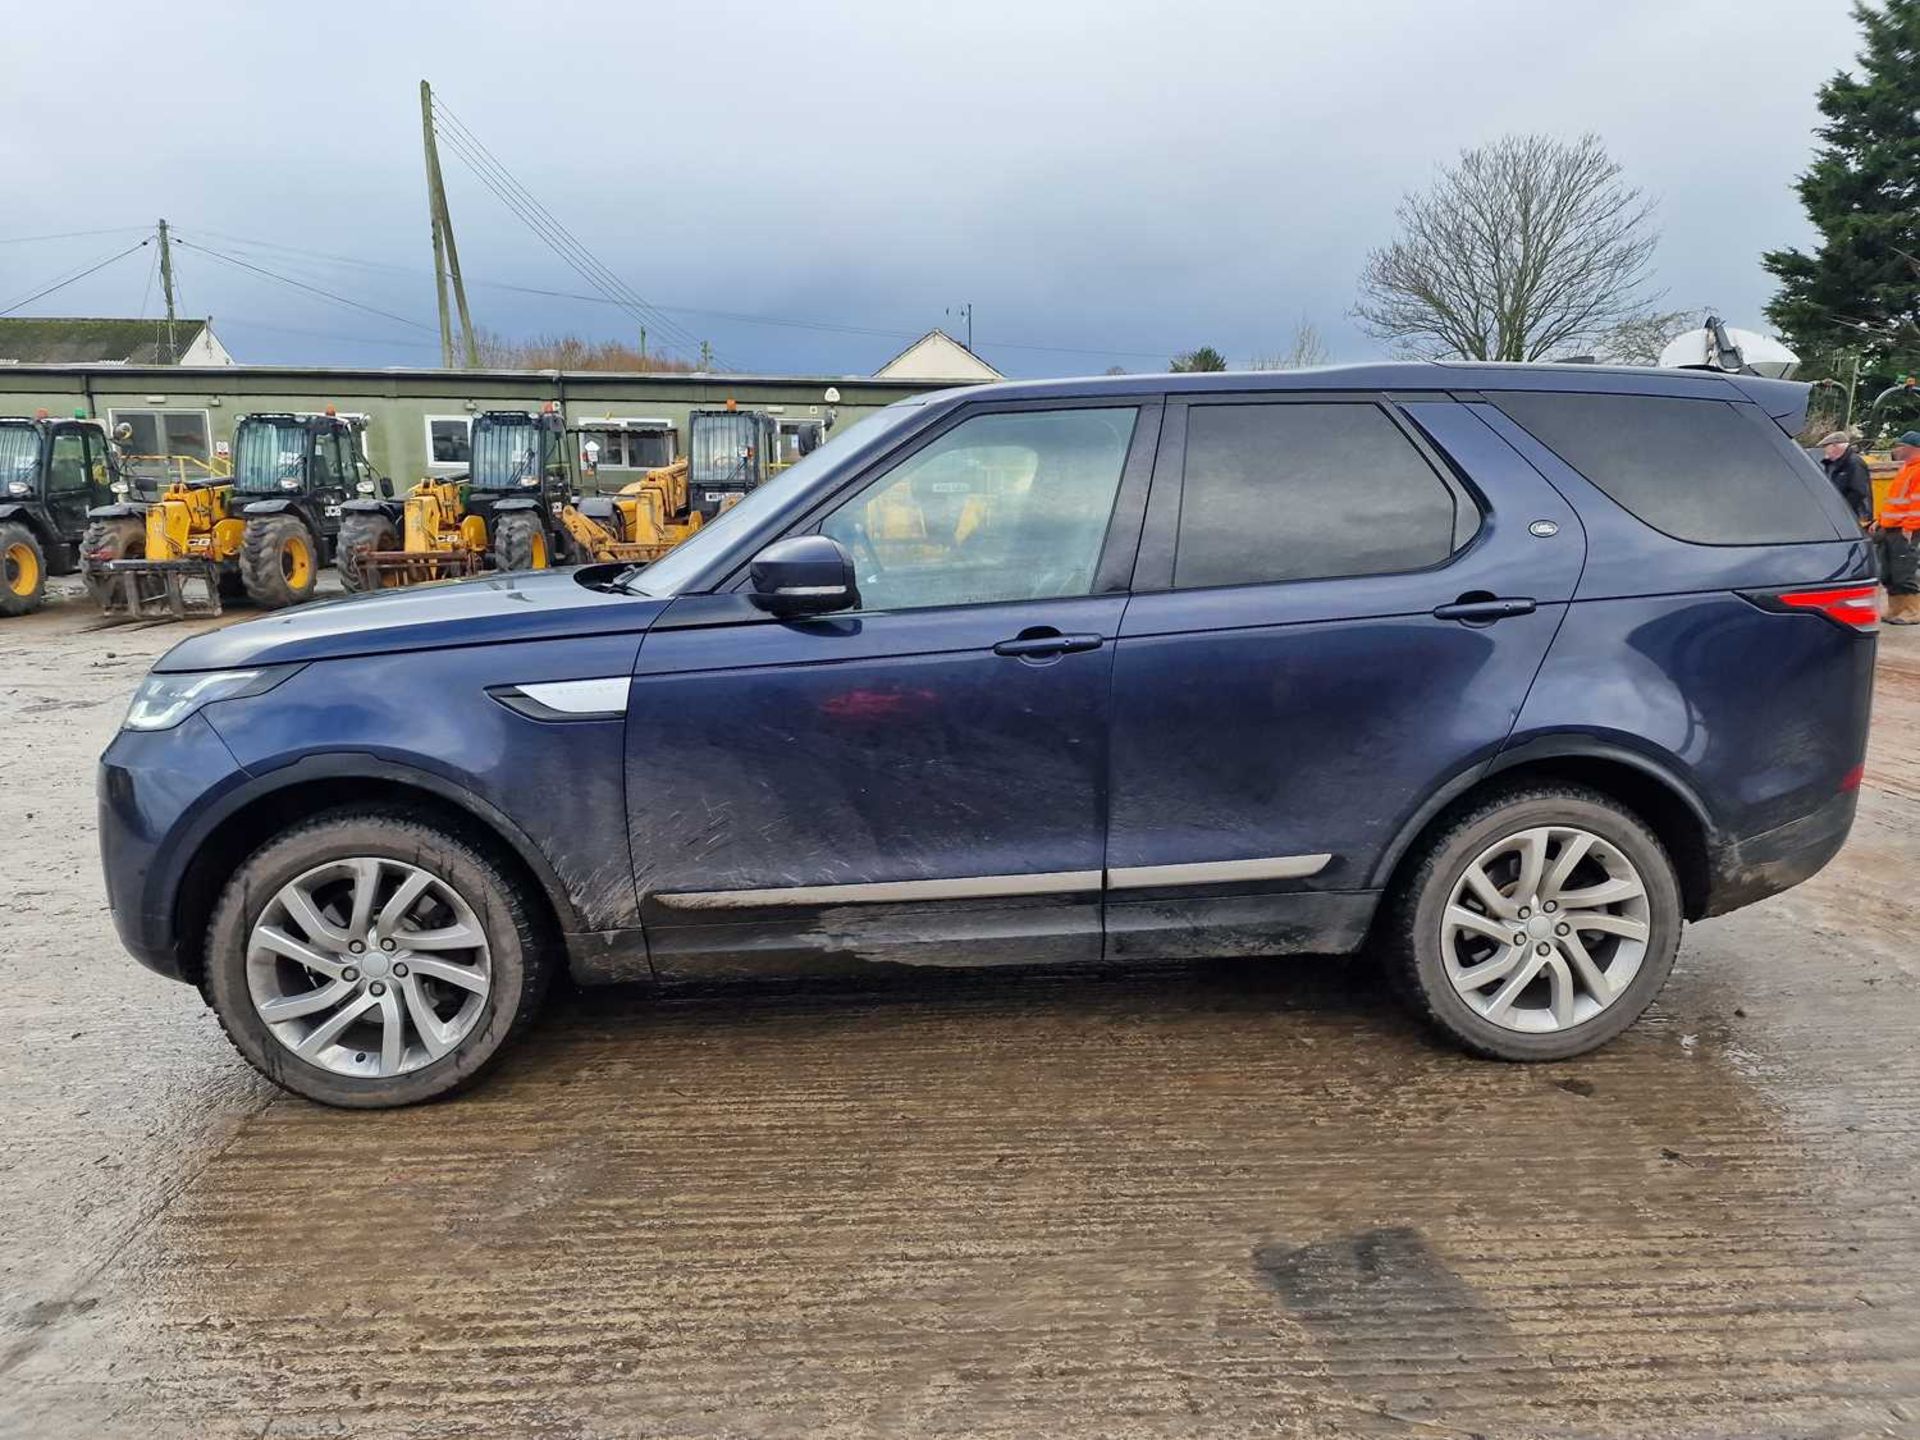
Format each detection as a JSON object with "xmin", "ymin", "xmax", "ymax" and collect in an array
[{"xmin": 1819, "ymin": 431, "xmax": 1874, "ymax": 525}]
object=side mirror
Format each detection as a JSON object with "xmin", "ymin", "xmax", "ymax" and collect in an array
[{"xmin": 748, "ymin": 535, "xmax": 859, "ymax": 617}]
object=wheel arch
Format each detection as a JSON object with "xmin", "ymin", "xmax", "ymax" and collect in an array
[
  {"xmin": 0, "ymin": 504, "xmax": 58, "ymax": 552},
  {"xmin": 172, "ymin": 756, "xmax": 581, "ymax": 987},
  {"xmin": 1371, "ymin": 738, "xmax": 1716, "ymax": 920}
]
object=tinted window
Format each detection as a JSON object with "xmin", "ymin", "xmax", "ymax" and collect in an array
[
  {"xmin": 821, "ymin": 407, "xmax": 1136, "ymax": 612},
  {"xmin": 1494, "ymin": 392, "xmax": 1837, "ymax": 545},
  {"xmin": 1173, "ymin": 402, "xmax": 1460, "ymax": 589}
]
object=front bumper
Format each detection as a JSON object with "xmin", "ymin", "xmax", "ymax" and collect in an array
[
  {"xmin": 1703, "ymin": 786, "xmax": 1859, "ymax": 918},
  {"xmin": 98, "ymin": 711, "xmax": 252, "ymax": 982}
]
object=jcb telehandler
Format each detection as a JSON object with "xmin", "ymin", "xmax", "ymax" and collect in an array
[
  {"xmin": 558, "ymin": 406, "xmax": 787, "ymax": 565},
  {"xmin": 86, "ymin": 410, "xmax": 383, "ymax": 617},
  {"xmin": 0, "ymin": 410, "xmax": 124, "ymax": 616},
  {"xmin": 341, "ymin": 407, "xmax": 568, "ymax": 587}
]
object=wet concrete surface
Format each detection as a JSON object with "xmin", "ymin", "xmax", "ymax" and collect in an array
[{"xmin": 2, "ymin": 579, "xmax": 1918, "ymax": 1438}]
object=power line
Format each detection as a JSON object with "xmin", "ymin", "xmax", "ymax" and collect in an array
[
  {"xmin": 0, "ymin": 238, "xmax": 153, "ymax": 317},
  {"xmin": 0, "ymin": 225, "xmax": 151, "ymax": 247},
  {"xmin": 171, "ymin": 236, "xmax": 437, "ymax": 333},
  {"xmin": 166, "ymin": 226, "xmax": 1181, "ymax": 362},
  {"xmin": 429, "ymin": 95, "xmax": 719, "ymax": 364},
  {"xmin": 430, "ymin": 98, "xmax": 710, "ymax": 356}
]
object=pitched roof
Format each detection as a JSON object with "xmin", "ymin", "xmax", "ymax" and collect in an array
[
  {"xmin": 0, "ymin": 317, "xmax": 209, "ymax": 364},
  {"xmin": 873, "ymin": 328, "xmax": 1003, "ymax": 382}
]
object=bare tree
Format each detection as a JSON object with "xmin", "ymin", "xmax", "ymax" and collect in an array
[
  {"xmin": 1355, "ymin": 134, "xmax": 1665, "ymax": 362},
  {"xmin": 1592, "ymin": 307, "xmax": 1695, "ymax": 366},
  {"xmin": 470, "ymin": 327, "xmax": 698, "ymax": 373},
  {"xmin": 1249, "ymin": 318, "xmax": 1332, "ymax": 370}
]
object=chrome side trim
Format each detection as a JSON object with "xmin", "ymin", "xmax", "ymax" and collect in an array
[
  {"xmin": 491, "ymin": 677, "xmax": 631, "ymax": 722},
  {"xmin": 1106, "ymin": 854, "xmax": 1332, "ymax": 889},
  {"xmin": 655, "ymin": 869, "xmax": 1103, "ymax": 910}
]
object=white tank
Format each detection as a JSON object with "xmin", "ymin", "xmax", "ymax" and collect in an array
[{"xmin": 1658, "ymin": 324, "xmax": 1800, "ymax": 379}]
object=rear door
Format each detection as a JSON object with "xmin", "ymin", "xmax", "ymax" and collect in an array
[
  {"xmin": 628, "ymin": 400, "xmax": 1158, "ymax": 975},
  {"xmin": 1103, "ymin": 394, "xmax": 1585, "ymax": 959}
]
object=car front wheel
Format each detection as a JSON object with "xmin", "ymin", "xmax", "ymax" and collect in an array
[
  {"xmin": 1386, "ymin": 784, "xmax": 1682, "ymax": 1061},
  {"xmin": 204, "ymin": 811, "xmax": 553, "ymax": 1107}
]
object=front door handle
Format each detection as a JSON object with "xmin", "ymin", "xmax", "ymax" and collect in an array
[
  {"xmin": 993, "ymin": 629, "xmax": 1104, "ymax": 659},
  {"xmin": 1433, "ymin": 595, "xmax": 1538, "ymax": 622}
]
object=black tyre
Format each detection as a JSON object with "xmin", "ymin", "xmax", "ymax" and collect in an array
[
  {"xmin": 203, "ymin": 810, "xmax": 554, "ymax": 1108},
  {"xmin": 492, "ymin": 511, "xmax": 550, "ymax": 572},
  {"xmin": 337, "ymin": 512, "xmax": 398, "ymax": 592},
  {"xmin": 0, "ymin": 521, "xmax": 46, "ymax": 617},
  {"xmin": 82, "ymin": 515, "xmax": 149, "ymax": 607},
  {"xmin": 239, "ymin": 514, "xmax": 318, "ymax": 609},
  {"xmin": 1383, "ymin": 784, "xmax": 1682, "ymax": 1061}
]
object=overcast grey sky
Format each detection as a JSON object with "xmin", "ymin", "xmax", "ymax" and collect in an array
[{"xmin": 0, "ymin": 0, "xmax": 1867, "ymax": 376}]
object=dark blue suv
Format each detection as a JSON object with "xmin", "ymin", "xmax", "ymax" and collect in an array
[{"xmin": 99, "ymin": 365, "xmax": 1878, "ymax": 1106}]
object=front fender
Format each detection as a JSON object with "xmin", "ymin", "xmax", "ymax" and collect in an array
[
  {"xmin": 489, "ymin": 496, "xmax": 541, "ymax": 513},
  {"xmin": 237, "ymin": 498, "xmax": 300, "ymax": 517},
  {"xmin": 86, "ymin": 503, "xmax": 143, "ymax": 520}
]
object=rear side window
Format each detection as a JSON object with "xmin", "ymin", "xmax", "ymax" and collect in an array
[
  {"xmin": 1173, "ymin": 402, "xmax": 1462, "ymax": 589},
  {"xmin": 1493, "ymin": 392, "xmax": 1837, "ymax": 545}
]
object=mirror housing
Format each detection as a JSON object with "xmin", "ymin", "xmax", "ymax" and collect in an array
[{"xmin": 747, "ymin": 535, "xmax": 859, "ymax": 617}]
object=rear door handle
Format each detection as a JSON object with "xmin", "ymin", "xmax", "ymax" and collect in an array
[
  {"xmin": 993, "ymin": 630, "xmax": 1103, "ymax": 658},
  {"xmin": 1433, "ymin": 596, "xmax": 1538, "ymax": 622}
]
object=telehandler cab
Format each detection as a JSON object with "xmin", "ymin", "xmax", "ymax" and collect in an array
[
  {"xmin": 0, "ymin": 410, "xmax": 124, "ymax": 616},
  {"xmin": 341, "ymin": 407, "xmax": 567, "ymax": 587}
]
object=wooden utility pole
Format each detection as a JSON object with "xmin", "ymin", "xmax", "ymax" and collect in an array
[
  {"xmin": 156, "ymin": 218, "xmax": 178, "ymax": 363},
  {"xmin": 419, "ymin": 81, "xmax": 478, "ymax": 368}
]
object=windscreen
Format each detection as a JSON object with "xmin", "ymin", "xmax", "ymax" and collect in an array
[
  {"xmin": 471, "ymin": 417, "xmax": 544, "ymax": 492},
  {"xmin": 232, "ymin": 420, "xmax": 310, "ymax": 494},
  {"xmin": 0, "ymin": 426, "xmax": 38, "ymax": 491},
  {"xmin": 689, "ymin": 412, "xmax": 763, "ymax": 488}
]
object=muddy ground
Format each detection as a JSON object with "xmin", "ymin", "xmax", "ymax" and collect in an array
[{"xmin": 1, "ymin": 577, "xmax": 1917, "ymax": 1439}]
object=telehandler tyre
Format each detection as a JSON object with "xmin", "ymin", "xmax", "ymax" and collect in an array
[
  {"xmin": 240, "ymin": 514, "xmax": 319, "ymax": 609},
  {"xmin": 492, "ymin": 512, "xmax": 550, "ymax": 573},
  {"xmin": 0, "ymin": 522, "xmax": 46, "ymax": 617},
  {"xmin": 81, "ymin": 516, "xmax": 150, "ymax": 608},
  {"xmin": 337, "ymin": 512, "xmax": 399, "ymax": 593}
]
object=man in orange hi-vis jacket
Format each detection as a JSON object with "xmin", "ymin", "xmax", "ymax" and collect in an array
[{"xmin": 1880, "ymin": 430, "xmax": 1920, "ymax": 624}]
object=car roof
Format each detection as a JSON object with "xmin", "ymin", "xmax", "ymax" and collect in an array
[{"xmin": 914, "ymin": 361, "xmax": 1807, "ymax": 427}]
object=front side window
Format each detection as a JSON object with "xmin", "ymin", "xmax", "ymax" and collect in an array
[
  {"xmin": 47, "ymin": 432, "xmax": 88, "ymax": 493},
  {"xmin": 820, "ymin": 407, "xmax": 1137, "ymax": 612},
  {"xmin": 1173, "ymin": 402, "xmax": 1461, "ymax": 590},
  {"xmin": 109, "ymin": 409, "xmax": 211, "ymax": 464}
]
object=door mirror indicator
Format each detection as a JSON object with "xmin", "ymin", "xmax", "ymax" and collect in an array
[{"xmin": 747, "ymin": 535, "xmax": 860, "ymax": 617}]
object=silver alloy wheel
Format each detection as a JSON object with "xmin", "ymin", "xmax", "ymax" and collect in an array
[
  {"xmin": 1440, "ymin": 825, "xmax": 1650, "ymax": 1034},
  {"xmin": 245, "ymin": 856, "xmax": 492, "ymax": 1078}
]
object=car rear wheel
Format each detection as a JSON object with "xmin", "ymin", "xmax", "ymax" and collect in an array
[
  {"xmin": 204, "ymin": 812, "xmax": 554, "ymax": 1107},
  {"xmin": 1385, "ymin": 784, "xmax": 1681, "ymax": 1061},
  {"xmin": 0, "ymin": 522, "xmax": 46, "ymax": 617}
]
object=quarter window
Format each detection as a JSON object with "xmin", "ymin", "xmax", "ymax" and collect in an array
[
  {"xmin": 1493, "ymin": 392, "xmax": 1839, "ymax": 545},
  {"xmin": 1173, "ymin": 402, "xmax": 1462, "ymax": 589},
  {"xmin": 820, "ymin": 407, "xmax": 1137, "ymax": 612}
]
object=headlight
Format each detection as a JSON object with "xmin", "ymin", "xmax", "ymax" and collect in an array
[
  {"xmin": 122, "ymin": 665, "xmax": 299, "ymax": 732},
  {"xmin": 519, "ymin": 476, "xmax": 539, "ymax": 487},
  {"xmin": 279, "ymin": 477, "xmax": 301, "ymax": 491},
  {"xmin": 111, "ymin": 480, "xmax": 130, "ymax": 497},
  {"xmin": 355, "ymin": 479, "xmax": 375, "ymax": 495},
  {"xmin": 5, "ymin": 480, "xmax": 29, "ymax": 497}
]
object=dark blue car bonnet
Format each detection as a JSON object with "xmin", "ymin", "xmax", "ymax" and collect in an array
[{"xmin": 153, "ymin": 567, "xmax": 669, "ymax": 671}]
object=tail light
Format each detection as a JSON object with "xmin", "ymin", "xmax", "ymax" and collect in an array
[{"xmin": 1741, "ymin": 582, "xmax": 1882, "ymax": 633}]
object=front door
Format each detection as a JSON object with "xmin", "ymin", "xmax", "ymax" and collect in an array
[
  {"xmin": 1104, "ymin": 396, "xmax": 1585, "ymax": 959},
  {"xmin": 626, "ymin": 402, "xmax": 1156, "ymax": 975},
  {"xmin": 44, "ymin": 426, "xmax": 95, "ymax": 558}
]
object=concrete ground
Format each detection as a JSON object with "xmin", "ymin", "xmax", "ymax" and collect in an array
[{"xmin": 1, "ymin": 577, "xmax": 1917, "ymax": 1440}]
